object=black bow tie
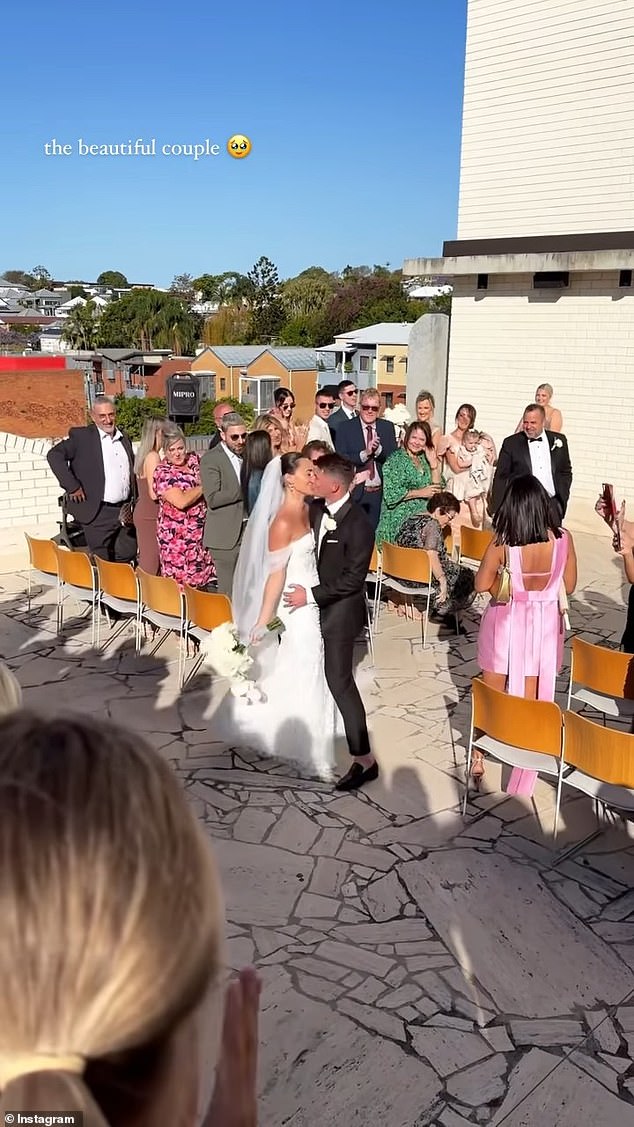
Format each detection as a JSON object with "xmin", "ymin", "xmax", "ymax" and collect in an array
[{"xmin": 528, "ymin": 436, "xmax": 543, "ymax": 443}]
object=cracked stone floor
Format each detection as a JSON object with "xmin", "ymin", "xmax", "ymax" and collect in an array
[{"xmin": 1, "ymin": 531, "xmax": 634, "ymax": 1125}]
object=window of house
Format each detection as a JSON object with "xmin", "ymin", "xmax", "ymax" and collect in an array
[
  {"xmin": 220, "ymin": 377, "xmax": 226, "ymax": 390},
  {"xmin": 384, "ymin": 392, "xmax": 394, "ymax": 408},
  {"xmin": 359, "ymin": 356, "xmax": 370, "ymax": 372},
  {"xmin": 385, "ymin": 355, "xmax": 394, "ymax": 373}
]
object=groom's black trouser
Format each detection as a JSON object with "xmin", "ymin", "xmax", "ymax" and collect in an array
[{"xmin": 323, "ymin": 630, "xmax": 371, "ymax": 758}]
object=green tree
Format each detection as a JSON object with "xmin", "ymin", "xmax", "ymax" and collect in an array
[
  {"xmin": 112, "ymin": 394, "xmax": 254, "ymax": 440},
  {"xmin": 246, "ymin": 256, "xmax": 284, "ymax": 343},
  {"xmin": 31, "ymin": 265, "xmax": 53, "ymax": 290},
  {"xmin": 203, "ymin": 305, "xmax": 250, "ymax": 346},
  {"xmin": 97, "ymin": 270, "xmax": 129, "ymax": 288},
  {"xmin": 68, "ymin": 285, "xmax": 89, "ymax": 299},
  {"xmin": 97, "ymin": 291, "xmax": 201, "ymax": 352},
  {"xmin": 1, "ymin": 269, "xmax": 35, "ymax": 289},
  {"xmin": 169, "ymin": 273, "xmax": 196, "ymax": 304},
  {"xmin": 62, "ymin": 300, "xmax": 100, "ymax": 350},
  {"xmin": 281, "ymin": 274, "xmax": 332, "ymax": 320}
]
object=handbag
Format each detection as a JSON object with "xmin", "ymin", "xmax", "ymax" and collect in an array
[
  {"xmin": 494, "ymin": 546, "xmax": 513, "ymax": 604},
  {"xmin": 119, "ymin": 499, "xmax": 136, "ymax": 526}
]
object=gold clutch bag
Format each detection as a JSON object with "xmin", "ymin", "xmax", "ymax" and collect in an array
[{"xmin": 494, "ymin": 547, "xmax": 512, "ymax": 604}]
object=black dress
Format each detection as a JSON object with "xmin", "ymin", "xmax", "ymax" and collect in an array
[{"xmin": 396, "ymin": 513, "xmax": 475, "ymax": 611}]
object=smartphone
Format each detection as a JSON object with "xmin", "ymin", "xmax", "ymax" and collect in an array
[{"xmin": 601, "ymin": 483, "xmax": 621, "ymax": 550}]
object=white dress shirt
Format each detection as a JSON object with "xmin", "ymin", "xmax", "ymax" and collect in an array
[
  {"xmin": 222, "ymin": 443, "xmax": 242, "ymax": 482},
  {"xmin": 100, "ymin": 428, "xmax": 131, "ymax": 503},
  {"xmin": 305, "ymin": 492, "xmax": 351, "ymax": 605},
  {"xmin": 306, "ymin": 414, "xmax": 335, "ymax": 448},
  {"xmin": 527, "ymin": 432, "xmax": 556, "ymax": 497}
]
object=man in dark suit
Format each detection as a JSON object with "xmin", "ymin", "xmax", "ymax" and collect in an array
[
  {"xmin": 284, "ymin": 453, "xmax": 377, "ymax": 791},
  {"xmin": 334, "ymin": 388, "xmax": 398, "ymax": 529},
  {"xmin": 491, "ymin": 403, "xmax": 573, "ymax": 519},
  {"xmin": 47, "ymin": 396, "xmax": 136, "ymax": 560},
  {"xmin": 328, "ymin": 379, "xmax": 358, "ymax": 439},
  {"xmin": 200, "ymin": 411, "xmax": 247, "ymax": 595},
  {"xmin": 208, "ymin": 400, "xmax": 234, "ymax": 450}
]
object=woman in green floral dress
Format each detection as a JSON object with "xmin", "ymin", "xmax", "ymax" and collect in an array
[{"xmin": 376, "ymin": 421, "xmax": 442, "ymax": 547}]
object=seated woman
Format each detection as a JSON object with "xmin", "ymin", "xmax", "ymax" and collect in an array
[
  {"xmin": 397, "ymin": 491, "xmax": 476, "ymax": 617},
  {"xmin": 153, "ymin": 424, "xmax": 216, "ymax": 589},
  {"xmin": 0, "ymin": 710, "xmax": 260, "ymax": 1127},
  {"xmin": 376, "ymin": 421, "xmax": 442, "ymax": 547},
  {"xmin": 241, "ymin": 430, "xmax": 272, "ymax": 515}
]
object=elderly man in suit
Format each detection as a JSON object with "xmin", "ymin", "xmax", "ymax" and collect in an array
[
  {"xmin": 334, "ymin": 388, "xmax": 398, "ymax": 529},
  {"xmin": 491, "ymin": 403, "xmax": 573, "ymax": 520},
  {"xmin": 47, "ymin": 396, "xmax": 136, "ymax": 560},
  {"xmin": 200, "ymin": 411, "xmax": 247, "ymax": 595}
]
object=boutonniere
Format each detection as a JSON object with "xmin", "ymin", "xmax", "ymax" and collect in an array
[
  {"xmin": 551, "ymin": 438, "xmax": 563, "ymax": 451},
  {"xmin": 323, "ymin": 515, "xmax": 337, "ymax": 532}
]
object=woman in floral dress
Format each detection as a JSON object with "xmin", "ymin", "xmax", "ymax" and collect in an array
[
  {"xmin": 376, "ymin": 421, "xmax": 442, "ymax": 547},
  {"xmin": 153, "ymin": 425, "xmax": 216, "ymax": 588}
]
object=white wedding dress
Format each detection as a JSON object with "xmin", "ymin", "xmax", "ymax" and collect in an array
[{"xmin": 209, "ymin": 527, "xmax": 338, "ymax": 778}]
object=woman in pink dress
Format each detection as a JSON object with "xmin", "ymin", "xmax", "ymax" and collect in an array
[
  {"xmin": 153, "ymin": 425, "xmax": 216, "ymax": 589},
  {"xmin": 474, "ymin": 475, "xmax": 577, "ymax": 795}
]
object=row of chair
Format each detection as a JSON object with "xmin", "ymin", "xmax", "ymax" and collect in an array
[
  {"xmin": 465, "ymin": 675, "xmax": 634, "ymax": 851},
  {"xmin": 25, "ymin": 535, "xmax": 232, "ymax": 687},
  {"xmin": 367, "ymin": 526, "xmax": 494, "ymax": 649}
]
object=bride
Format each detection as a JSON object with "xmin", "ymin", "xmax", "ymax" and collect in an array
[{"xmin": 220, "ymin": 452, "xmax": 338, "ymax": 777}]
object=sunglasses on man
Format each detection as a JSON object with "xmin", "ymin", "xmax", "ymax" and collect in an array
[{"xmin": 317, "ymin": 401, "xmax": 335, "ymax": 410}]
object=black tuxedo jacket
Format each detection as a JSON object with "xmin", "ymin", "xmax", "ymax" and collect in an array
[
  {"xmin": 334, "ymin": 415, "xmax": 398, "ymax": 502},
  {"xmin": 490, "ymin": 430, "xmax": 573, "ymax": 515},
  {"xmin": 47, "ymin": 424, "xmax": 135, "ymax": 524},
  {"xmin": 328, "ymin": 407, "xmax": 354, "ymax": 440},
  {"xmin": 309, "ymin": 498, "xmax": 374, "ymax": 639}
]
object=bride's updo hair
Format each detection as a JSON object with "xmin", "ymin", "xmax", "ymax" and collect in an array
[
  {"xmin": 0, "ymin": 711, "xmax": 224, "ymax": 1127},
  {"xmin": 281, "ymin": 451, "xmax": 305, "ymax": 479}
]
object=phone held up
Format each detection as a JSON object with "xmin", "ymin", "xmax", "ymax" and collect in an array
[{"xmin": 601, "ymin": 483, "xmax": 621, "ymax": 550}]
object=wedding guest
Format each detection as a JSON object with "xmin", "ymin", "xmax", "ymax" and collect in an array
[
  {"xmin": 241, "ymin": 430, "xmax": 273, "ymax": 515},
  {"xmin": 0, "ymin": 661, "xmax": 21, "ymax": 716},
  {"xmin": 397, "ymin": 491, "xmax": 476, "ymax": 617},
  {"xmin": 515, "ymin": 383, "xmax": 563, "ymax": 434},
  {"xmin": 595, "ymin": 496, "xmax": 634, "ymax": 651},
  {"xmin": 491, "ymin": 403, "xmax": 572, "ymax": 520},
  {"xmin": 305, "ymin": 389, "xmax": 336, "ymax": 449},
  {"xmin": 209, "ymin": 401, "xmax": 234, "ymax": 450},
  {"xmin": 328, "ymin": 380, "xmax": 358, "ymax": 438},
  {"xmin": 335, "ymin": 388, "xmax": 398, "ymax": 530},
  {"xmin": 445, "ymin": 429, "xmax": 493, "ymax": 530},
  {"xmin": 302, "ymin": 439, "xmax": 332, "ymax": 463},
  {"xmin": 253, "ymin": 414, "xmax": 283, "ymax": 455},
  {"xmin": 474, "ymin": 475, "xmax": 577, "ymax": 794},
  {"xmin": 154, "ymin": 425, "xmax": 216, "ymax": 589},
  {"xmin": 439, "ymin": 403, "xmax": 477, "ymax": 474},
  {"xmin": 200, "ymin": 413, "xmax": 247, "ymax": 596},
  {"xmin": 0, "ymin": 710, "xmax": 261, "ymax": 1127},
  {"xmin": 133, "ymin": 417, "xmax": 165, "ymax": 574},
  {"xmin": 415, "ymin": 390, "xmax": 442, "ymax": 449},
  {"xmin": 376, "ymin": 421, "xmax": 441, "ymax": 548},
  {"xmin": 270, "ymin": 388, "xmax": 307, "ymax": 452}
]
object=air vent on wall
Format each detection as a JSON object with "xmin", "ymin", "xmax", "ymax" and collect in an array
[{"xmin": 533, "ymin": 272, "xmax": 569, "ymax": 289}]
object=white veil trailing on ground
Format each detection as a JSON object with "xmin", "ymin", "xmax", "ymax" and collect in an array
[{"xmin": 232, "ymin": 456, "xmax": 284, "ymax": 642}]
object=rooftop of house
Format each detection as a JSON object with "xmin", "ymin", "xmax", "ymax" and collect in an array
[
  {"xmin": 335, "ymin": 322, "xmax": 413, "ymax": 346},
  {"xmin": 196, "ymin": 345, "xmax": 319, "ymax": 370}
]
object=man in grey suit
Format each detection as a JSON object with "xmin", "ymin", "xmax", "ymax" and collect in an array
[{"xmin": 200, "ymin": 412, "xmax": 247, "ymax": 595}]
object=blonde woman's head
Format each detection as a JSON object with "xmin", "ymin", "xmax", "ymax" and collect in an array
[
  {"xmin": 0, "ymin": 711, "xmax": 225, "ymax": 1127},
  {"xmin": 0, "ymin": 663, "xmax": 21, "ymax": 717}
]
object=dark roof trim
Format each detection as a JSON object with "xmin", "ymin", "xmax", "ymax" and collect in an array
[{"xmin": 443, "ymin": 231, "xmax": 634, "ymax": 256}]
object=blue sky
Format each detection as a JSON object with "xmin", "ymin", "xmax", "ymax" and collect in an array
[{"xmin": 3, "ymin": 1, "xmax": 467, "ymax": 287}]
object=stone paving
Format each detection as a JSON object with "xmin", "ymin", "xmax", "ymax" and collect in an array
[{"xmin": 2, "ymin": 531, "xmax": 634, "ymax": 1125}]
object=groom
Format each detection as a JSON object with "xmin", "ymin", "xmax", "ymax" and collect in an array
[{"xmin": 283, "ymin": 453, "xmax": 378, "ymax": 791}]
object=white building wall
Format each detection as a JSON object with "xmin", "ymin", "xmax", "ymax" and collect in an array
[
  {"xmin": 445, "ymin": 272, "xmax": 634, "ymax": 521},
  {"xmin": 0, "ymin": 432, "xmax": 62, "ymax": 531},
  {"xmin": 457, "ymin": 0, "xmax": 634, "ymax": 238}
]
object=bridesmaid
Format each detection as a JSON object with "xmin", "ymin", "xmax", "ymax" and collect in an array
[{"xmin": 133, "ymin": 418, "xmax": 165, "ymax": 574}]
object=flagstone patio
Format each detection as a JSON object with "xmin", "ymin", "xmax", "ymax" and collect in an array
[{"xmin": 1, "ymin": 530, "xmax": 634, "ymax": 1126}]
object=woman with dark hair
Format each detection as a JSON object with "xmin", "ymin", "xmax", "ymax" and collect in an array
[
  {"xmin": 376, "ymin": 421, "xmax": 442, "ymax": 549},
  {"xmin": 241, "ymin": 430, "xmax": 272, "ymax": 515},
  {"xmin": 270, "ymin": 388, "xmax": 307, "ymax": 453},
  {"xmin": 396, "ymin": 490, "xmax": 476, "ymax": 616},
  {"xmin": 474, "ymin": 474, "xmax": 577, "ymax": 793}
]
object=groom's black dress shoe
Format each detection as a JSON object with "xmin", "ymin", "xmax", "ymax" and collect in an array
[{"xmin": 335, "ymin": 761, "xmax": 379, "ymax": 791}]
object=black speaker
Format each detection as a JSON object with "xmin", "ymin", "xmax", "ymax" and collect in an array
[{"xmin": 166, "ymin": 373, "xmax": 201, "ymax": 422}]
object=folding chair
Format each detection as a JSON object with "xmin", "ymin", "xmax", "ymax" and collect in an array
[
  {"xmin": 458, "ymin": 526, "xmax": 494, "ymax": 566},
  {"xmin": 566, "ymin": 636, "xmax": 634, "ymax": 726},
  {"xmin": 363, "ymin": 545, "xmax": 382, "ymax": 661},
  {"xmin": 137, "ymin": 569, "xmax": 186, "ymax": 682},
  {"xmin": 95, "ymin": 558, "xmax": 141, "ymax": 652},
  {"xmin": 55, "ymin": 545, "xmax": 97, "ymax": 644},
  {"xmin": 554, "ymin": 709, "xmax": 634, "ymax": 863},
  {"xmin": 24, "ymin": 534, "xmax": 59, "ymax": 615},
  {"xmin": 378, "ymin": 542, "xmax": 459, "ymax": 649},
  {"xmin": 183, "ymin": 585, "xmax": 232, "ymax": 687},
  {"xmin": 463, "ymin": 678, "xmax": 564, "ymax": 830}
]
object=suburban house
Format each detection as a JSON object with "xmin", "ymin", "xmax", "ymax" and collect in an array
[
  {"xmin": 316, "ymin": 322, "xmax": 412, "ymax": 406},
  {"xmin": 190, "ymin": 346, "xmax": 323, "ymax": 422},
  {"xmin": 403, "ymin": 0, "xmax": 634, "ymax": 519}
]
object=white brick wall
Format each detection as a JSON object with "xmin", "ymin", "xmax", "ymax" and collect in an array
[
  {"xmin": 0, "ymin": 433, "xmax": 63, "ymax": 531},
  {"xmin": 458, "ymin": 0, "xmax": 634, "ymax": 238},
  {"xmin": 445, "ymin": 272, "xmax": 634, "ymax": 511}
]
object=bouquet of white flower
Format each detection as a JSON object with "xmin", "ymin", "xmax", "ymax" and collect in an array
[{"xmin": 200, "ymin": 622, "xmax": 266, "ymax": 704}]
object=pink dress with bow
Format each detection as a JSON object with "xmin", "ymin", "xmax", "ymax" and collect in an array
[{"xmin": 477, "ymin": 532, "xmax": 569, "ymax": 795}]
